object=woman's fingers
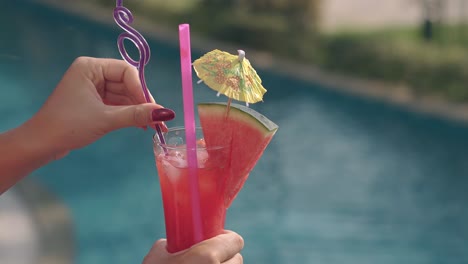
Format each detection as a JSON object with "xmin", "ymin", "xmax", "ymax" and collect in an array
[
  {"xmin": 142, "ymin": 232, "xmax": 243, "ymax": 264},
  {"xmin": 79, "ymin": 57, "xmax": 147, "ymax": 104},
  {"xmin": 104, "ymin": 104, "xmax": 174, "ymax": 130},
  {"xmin": 223, "ymin": 253, "xmax": 243, "ymax": 264},
  {"xmin": 192, "ymin": 231, "xmax": 244, "ymax": 263},
  {"xmin": 103, "ymin": 60, "xmax": 147, "ymax": 104},
  {"xmin": 102, "ymin": 92, "xmax": 134, "ymax": 106},
  {"xmin": 142, "ymin": 239, "xmax": 170, "ymax": 264},
  {"xmin": 148, "ymin": 89, "xmax": 157, "ymax": 104},
  {"xmin": 104, "ymin": 82, "xmax": 141, "ymax": 104}
]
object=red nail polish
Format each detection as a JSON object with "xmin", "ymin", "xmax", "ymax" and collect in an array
[{"xmin": 152, "ymin": 108, "xmax": 175, "ymax": 122}]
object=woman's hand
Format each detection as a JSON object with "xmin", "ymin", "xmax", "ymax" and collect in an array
[
  {"xmin": 0, "ymin": 56, "xmax": 175, "ymax": 193},
  {"xmin": 27, "ymin": 56, "xmax": 174, "ymax": 158},
  {"xmin": 143, "ymin": 231, "xmax": 244, "ymax": 264}
]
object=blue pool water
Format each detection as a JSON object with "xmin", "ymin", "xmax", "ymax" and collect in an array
[{"xmin": 2, "ymin": 2, "xmax": 468, "ymax": 263}]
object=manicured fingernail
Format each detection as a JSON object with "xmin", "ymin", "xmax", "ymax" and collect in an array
[{"xmin": 152, "ymin": 108, "xmax": 175, "ymax": 122}]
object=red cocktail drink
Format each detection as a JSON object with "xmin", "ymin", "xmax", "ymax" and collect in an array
[
  {"xmin": 154, "ymin": 127, "xmax": 230, "ymax": 253},
  {"xmin": 154, "ymin": 103, "xmax": 278, "ymax": 253}
]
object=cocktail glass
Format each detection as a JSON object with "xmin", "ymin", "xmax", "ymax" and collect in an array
[{"xmin": 153, "ymin": 127, "xmax": 230, "ymax": 253}]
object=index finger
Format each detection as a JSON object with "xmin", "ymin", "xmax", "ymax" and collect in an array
[{"xmin": 101, "ymin": 58, "xmax": 148, "ymax": 103}]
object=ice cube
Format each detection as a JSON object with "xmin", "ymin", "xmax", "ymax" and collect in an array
[
  {"xmin": 167, "ymin": 155, "xmax": 188, "ymax": 168},
  {"xmin": 197, "ymin": 149, "xmax": 209, "ymax": 168},
  {"xmin": 161, "ymin": 159, "xmax": 181, "ymax": 182},
  {"xmin": 174, "ymin": 150, "xmax": 185, "ymax": 160},
  {"xmin": 196, "ymin": 138, "xmax": 206, "ymax": 148},
  {"xmin": 168, "ymin": 136, "xmax": 184, "ymax": 146}
]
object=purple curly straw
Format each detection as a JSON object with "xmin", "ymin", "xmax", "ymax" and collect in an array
[{"xmin": 113, "ymin": 0, "xmax": 165, "ymax": 145}]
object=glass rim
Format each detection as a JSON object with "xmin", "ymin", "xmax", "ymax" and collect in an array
[{"xmin": 153, "ymin": 126, "xmax": 228, "ymax": 151}]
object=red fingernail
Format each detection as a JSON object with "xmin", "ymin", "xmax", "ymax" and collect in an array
[{"xmin": 152, "ymin": 108, "xmax": 175, "ymax": 122}]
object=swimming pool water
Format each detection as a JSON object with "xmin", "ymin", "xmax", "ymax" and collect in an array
[{"xmin": 2, "ymin": 2, "xmax": 468, "ymax": 263}]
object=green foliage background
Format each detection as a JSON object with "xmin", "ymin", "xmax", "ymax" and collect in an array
[{"xmin": 94, "ymin": 0, "xmax": 468, "ymax": 102}]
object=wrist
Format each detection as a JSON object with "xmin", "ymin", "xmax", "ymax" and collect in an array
[
  {"xmin": 19, "ymin": 115, "xmax": 64, "ymax": 162},
  {"xmin": 0, "ymin": 119, "xmax": 59, "ymax": 193}
]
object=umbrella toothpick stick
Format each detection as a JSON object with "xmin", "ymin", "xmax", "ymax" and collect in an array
[{"xmin": 224, "ymin": 98, "xmax": 232, "ymax": 120}]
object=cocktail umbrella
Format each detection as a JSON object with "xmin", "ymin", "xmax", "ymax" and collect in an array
[{"xmin": 193, "ymin": 49, "xmax": 267, "ymax": 106}]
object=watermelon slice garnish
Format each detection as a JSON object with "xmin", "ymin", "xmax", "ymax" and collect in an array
[{"xmin": 198, "ymin": 102, "xmax": 278, "ymax": 207}]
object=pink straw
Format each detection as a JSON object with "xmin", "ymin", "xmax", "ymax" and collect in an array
[{"xmin": 179, "ymin": 24, "xmax": 203, "ymax": 243}]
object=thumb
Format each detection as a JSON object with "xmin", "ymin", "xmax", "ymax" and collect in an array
[
  {"xmin": 106, "ymin": 103, "xmax": 175, "ymax": 130},
  {"xmin": 143, "ymin": 239, "xmax": 170, "ymax": 264}
]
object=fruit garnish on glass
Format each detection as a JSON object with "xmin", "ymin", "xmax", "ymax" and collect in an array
[{"xmin": 154, "ymin": 47, "xmax": 278, "ymax": 253}]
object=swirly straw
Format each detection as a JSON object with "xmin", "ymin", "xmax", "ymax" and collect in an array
[{"xmin": 113, "ymin": 1, "xmax": 165, "ymax": 145}]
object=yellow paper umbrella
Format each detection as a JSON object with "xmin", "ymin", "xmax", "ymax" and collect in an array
[{"xmin": 193, "ymin": 49, "xmax": 267, "ymax": 105}]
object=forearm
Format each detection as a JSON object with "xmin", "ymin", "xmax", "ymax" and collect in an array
[{"xmin": 0, "ymin": 119, "xmax": 56, "ymax": 194}]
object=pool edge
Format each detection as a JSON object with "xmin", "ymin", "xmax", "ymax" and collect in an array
[{"xmin": 15, "ymin": 179, "xmax": 75, "ymax": 264}]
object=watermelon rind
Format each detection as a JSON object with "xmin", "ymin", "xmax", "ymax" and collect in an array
[{"xmin": 197, "ymin": 102, "xmax": 278, "ymax": 134}]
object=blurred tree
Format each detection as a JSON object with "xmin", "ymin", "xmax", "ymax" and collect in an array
[
  {"xmin": 456, "ymin": 0, "xmax": 468, "ymax": 43},
  {"xmin": 189, "ymin": 0, "xmax": 322, "ymax": 59},
  {"xmin": 236, "ymin": 0, "xmax": 321, "ymax": 33},
  {"xmin": 197, "ymin": 0, "xmax": 237, "ymax": 8},
  {"xmin": 418, "ymin": 0, "xmax": 446, "ymax": 41}
]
